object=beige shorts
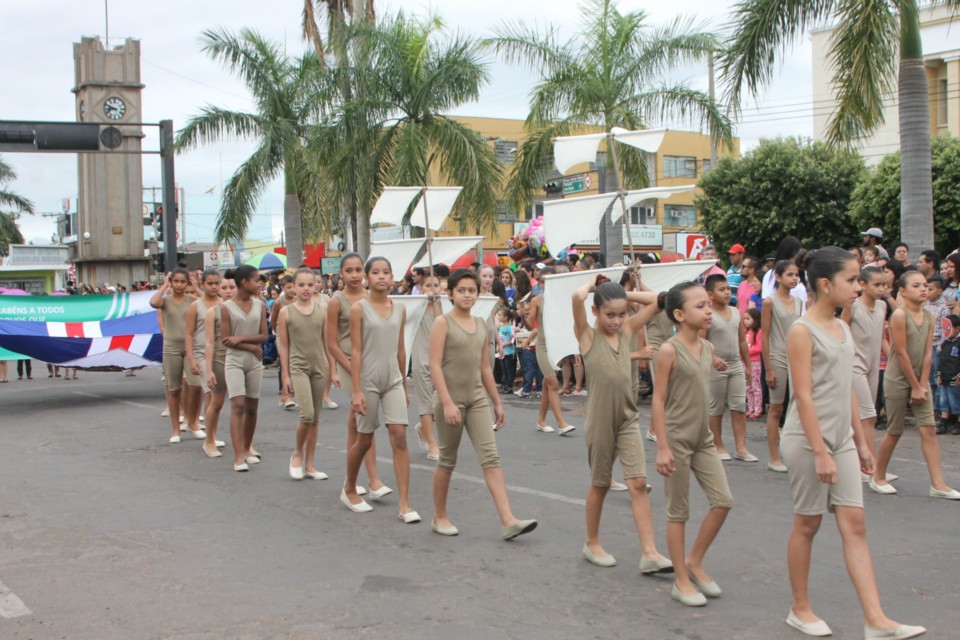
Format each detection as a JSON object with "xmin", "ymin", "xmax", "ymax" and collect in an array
[
  {"xmin": 290, "ymin": 369, "xmax": 324, "ymax": 424},
  {"xmin": 781, "ymin": 434, "xmax": 863, "ymax": 515},
  {"xmin": 535, "ymin": 344, "xmax": 557, "ymax": 380},
  {"xmin": 209, "ymin": 359, "xmax": 227, "ymax": 394},
  {"xmin": 585, "ymin": 417, "xmax": 646, "ymax": 487},
  {"xmin": 357, "ymin": 382, "xmax": 408, "ymax": 433},
  {"xmin": 663, "ymin": 431, "xmax": 734, "ymax": 522},
  {"xmin": 162, "ymin": 350, "xmax": 185, "ymax": 391},
  {"xmin": 768, "ymin": 361, "xmax": 789, "ymax": 405},
  {"xmin": 412, "ymin": 362, "xmax": 435, "ymax": 417},
  {"xmin": 884, "ymin": 394, "xmax": 936, "ymax": 434},
  {"xmin": 709, "ymin": 366, "xmax": 747, "ymax": 416},
  {"xmin": 433, "ymin": 397, "xmax": 500, "ymax": 472},
  {"xmin": 336, "ymin": 363, "xmax": 353, "ymax": 399},
  {"xmin": 225, "ymin": 351, "xmax": 264, "ymax": 399},
  {"xmin": 852, "ymin": 370, "xmax": 878, "ymax": 420},
  {"xmin": 184, "ymin": 353, "xmax": 204, "ymax": 389}
]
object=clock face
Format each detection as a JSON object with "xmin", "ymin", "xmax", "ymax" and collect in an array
[{"xmin": 103, "ymin": 96, "xmax": 126, "ymax": 120}]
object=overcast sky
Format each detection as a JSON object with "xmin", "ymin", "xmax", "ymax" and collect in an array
[{"xmin": 1, "ymin": 0, "xmax": 814, "ymax": 245}]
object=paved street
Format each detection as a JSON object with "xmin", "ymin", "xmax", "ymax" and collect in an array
[{"xmin": 1, "ymin": 369, "xmax": 958, "ymax": 640}]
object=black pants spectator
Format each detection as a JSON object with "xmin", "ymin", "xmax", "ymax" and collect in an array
[{"xmin": 17, "ymin": 360, "xmax": 32, "ymax": 379}]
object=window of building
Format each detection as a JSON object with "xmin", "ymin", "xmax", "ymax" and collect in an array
[
  {"xmin": 663, "ymin": 156, "xmax": 698, "ymax": 178},
  {"xmin": 494, "ymin": 139, "xmax": 518, "ymax": 164},
  {"xmin": 496, "ymin": 201, "xmax": 516, "ymax": 223},
  {"xmin": 701, "ymin": 159, "xmax": 712, "ymax": 173},
  {"xmin": 627, "ymin": 205, "xmax": 655, "ymax": 225},
  {"xmin": 665, "ymin": 205, "xmax": 696, "ymax": 227},
  {"xmin": 524, "ymin": 202, "xmax": 545, "ymax": 221},
  {"xmin": 938, "ymin": 78, "xmax": 949, "ymax": 127}
]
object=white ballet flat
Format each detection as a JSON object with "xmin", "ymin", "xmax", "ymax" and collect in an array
[
  {"xmin": 198, "ymin": 415, "xmax": 205, "ymax": 422},
  {"xmin": 322, "ymin": 400, "xmax": 338, "ymax": 409},
  {"xmin": 169, "ymin": 435, "xmax": 181, "ymax": 444},
  {"xmin": 929, "ymin": 487, "xmax": 960, "ymax": 500},
  {"xmin": 717, "ymin": 452, "xmax": 733, "ymax": 461},
  {"xmin": 368, "ymin": 485, "xmax": 393, "ymax": 500},
  {"xmin": 215, "ymin": 440, "xmax": 225, "ymax": 448},
  {"xmin": 609, "ymin": 480, "xmax": 628, "ymax": 492},
  {"xmin": 160, "ymin": 408, "xmax": 170, "ymax": 417},
  {"xmin": 536, "ymin": 423, "xmax": 555, "ymax": 433},
  {"xmin": 431, "ymin": 518, "xmax": 459, "ymax": 536},
  {"xmin": 869, "ymin": 479, "xmax": 897, "ymax": 495},
  {"xmin": 582, "ymin": 543, "xmax": 616, "ymax": 567},
  {"xmin": 245, "ymin": 456, "xmax": 260, "ymax": 465},
  {"xmin": 398, "ymin": 510, "xmax": 421, "ymax": 524},
  {"xmin": 356, "ymin": 485, "xmax": 368, "ymax": 496},
  {"xmin": 233, "ymin": 462, "xmax": 249, "ymax": 472},
  {"xmin": 189, "ymin": 429, "xmax": 206, "ymax": 439},
  {"xmin": 558, "ymin": 424, "xmax": 577, "ymax": 436},
  {"xmin": 203, "ymin": 446, "xmax": 222, "ymax": 458},
  {"xmin": 863, "ymin": 623, "xmax": 926, "ymax": 639},
  {"xmin": 289, "ymin": 457, "xmax": 304, "ymax": 480},
  {"xmin": 304, "ymin": 470, "xmax": 328, "ymax": 480},
  {"xmin": 340, "ymin": 489, "xmax": 372, "ymax": 513},
  {"xmin": 414, "ymin": 423, "xmax": 427, "ymax": 451},
  {"xmin": 646, "ymin": 432, "xmax": 658, "ymax": 442},
  {"xmin": 785, "ymin": 609, "xmax": 833, "ymax": 636}
]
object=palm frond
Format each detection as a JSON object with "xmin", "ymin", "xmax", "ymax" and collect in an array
[
  {"xmin": 633, "ymin": 15, "xmax": 721, "ymax": 80},
  {"xmin": 174, "ymin": 108, "xmax": 262, "ymax": 152},
  {"xmin": 0, "ymin": 156, "xmax": 35, "ymax": 214},
  {"xmin": 302, "ymin": 1, "xmax": 326, "ymax": 62},
  {"xmin": 484, "ymin": 21, "xmax": 572, "ymax": 77},
  {"xmin": 504, "ymin": 119, "xmax": 576, "ymax": 215},
  {"xmin": 620, "ymin": 84, "xmax": 735, "ymax": 150},
  {"xmin": 0, "ymin": 211, "xmax": 25, "ymax": 256},
  {"xmin": 214, "ymin": 142, "xmax": 283, "ymax": 244},
  {"xmin": 200, "ymin": 27, "xmax": 287, "ymax": 101}
]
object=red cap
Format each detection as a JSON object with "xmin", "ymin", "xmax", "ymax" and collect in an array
[{"xmin": 728, "ymin": 243, "xmax": 745, "ymax": 254}]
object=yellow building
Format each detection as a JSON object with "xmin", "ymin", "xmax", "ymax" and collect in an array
[
  {"xmin": 812, "ymin": 5, "xmax": 960, "ymax": 163},
  {"xmin": 417, "ymin": 116, "xmax": 738, "ymax": 253}
]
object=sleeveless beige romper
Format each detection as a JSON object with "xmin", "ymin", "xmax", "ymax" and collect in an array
[
  {"xmin": 207, "ymin": 304, "xmax": 228, "ymax": 394},
  {"xmin": 223, "ymin": 298, "xmax": 264, "ymax": 399},
  {"xmin": 287, "ymin": 302, "xmax": 326, "ymax": 424},
  {"xmin": 185, "ymin": 298, "xmax": 207, "ymax": 389},
  {"xmin": 645, "ymin": 309, "xmax": 674, "ymax": 383},
  {"xmin": 411, "ymin": 302, "xmax": 440, "ymax": 416},
  {"xmin": 884, "ymin": 309, "xmax": 935, "ymax": 433},
  {"xmin": 333, "ymin": 290, "xmax": 359, "ymax": 398},
  {"xmin": 850, "ymin": 298, "xmax": 886, "ymax": 420},
  {"xmin": 161, "ymin": 295, "xmax": 195, "ymax": 391},
  {"xmin": 582, "ymin": 330, "xmax": 645, "ymax": 487},
  {"xmin": 534, "ymin": 296, "xmax": 557, "ymax": 379},
  {"xmin": 767, "ymin": 295, "xmax": 802, "ymax": 404},
  {"xmin": 707, "ymin": 307, "xmax": 747, "ymax": 416},
  {"xmin": 356, "ymin": 299, "xmax": 407, "ymax": 433},
  {"xmin": 662, "ymin": 336, "xmax": 733, "ymax": 522},
  {"xmin": 433, "ymin": 313, "xmax": 500, "ymax": 472},
  {"xmin": 781, "ymin": 318, "xmax": 862, "ymax": 514}
]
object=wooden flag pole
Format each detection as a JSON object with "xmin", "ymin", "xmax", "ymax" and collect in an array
[{"xmin": 606, "ymin": 133, "xmax": 635, "ymax": 265}]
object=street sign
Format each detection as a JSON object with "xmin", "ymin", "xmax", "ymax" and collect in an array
[
  {"xmin": 562, "ymin": 173, "xmax": 587, "ymax": 195},
  {"xmin": 321, "ymin": 257, "xmax": 342, "ymax": 274}
]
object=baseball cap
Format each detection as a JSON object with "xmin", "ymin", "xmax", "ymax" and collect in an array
[
  {"xmin": 728, "ymin": 243, "xmax": 745, "ymax": 254},
  {"xmin": 860, "ymin": 227, "xmax": 883, "ymax": 240},
  {"xmin": 535, "ymin": 262, "xmax": 546, "ymax": 270}
]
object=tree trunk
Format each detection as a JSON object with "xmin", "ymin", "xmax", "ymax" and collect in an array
[
  {"xmin": 356, "ymin": 200, "xmax": 371, "ymax": 258},
  {"xmin": 283, "ymin": 169, "xmax": 304, "ymax": 268},
  {"xmin": 898, "ymin": 2, "xmax": 935, "ymax": 252}
]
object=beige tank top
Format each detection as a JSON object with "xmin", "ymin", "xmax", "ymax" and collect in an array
[
  {"xmin": 582, "ymin": 330, "xmax": 637, "ymax": 430},
  {"xmin": 191, "ymin": 298, "xmax": 208, "ymax": 358},
  {"xmin": 359, "ymin": 299, "xmax": 404, "ymax": 391},
  {"xmin": 161, "ymin": 295, "xmax": 194, "ymax": 352},
  {"xmin": 286, "ymin": 301, "xmax": 326, "ymax": 376},
  {"xmin": 646, "ymin": 309, "xmax": 674, "ymax": 352},
  {"xmin": 783, "ymin": 318, "xmax": 855, "ymax": 452},
  {"xmin": 411, "ymin": 303, "xmax": 439, "ymax": 374},
  {"xmin": 664, "ymin": 336, "xmax": 713, "ymax": 441},
  {"xmin": 768, "ymin": 294, "xmax": 801, "ymax": 367},
  {"xmin": 534, "ymin": 296, "xmax": 548, "ymax": 352},
  {"xmin": 210, "ymin": 304, "xmax": 226, "ymax": 364},
  {"xmin": 850, "ymin": 297, "xmax": 886, "ymax": 375},
  {"xmin": 223, "ymin": 298, "xmax": 264, "ymax": 363},
  {"xmin": 334, "ymin": 290, "xmax": 359, "ymax": 356},
  {"xmin": 437, "ymin": 313, "xmax": 487, "ymax": 406},
  {"xmin": 708, "ymin": 307, "xmax": 742, "ymax": 368},
  {"xmin": 885, "ymin": 309, "xmax": 932, "ymax": 393}
]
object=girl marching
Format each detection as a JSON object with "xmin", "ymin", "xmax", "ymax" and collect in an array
[
  {"xmin": 780, "ymin": 247, "xmax": 925, "ymax": 639},
  {"xmin": 430, "ymin": 269, "xmax": 537, "ymax": 540},
  {"xmin": 411, "ymin": 272, "xmax": 442, "ymax": 461},
  {"xmin": 202, "ymin": 271, "xmax": 236, "ymax": 457},
  {"xmin": 185, "ymin": 269, "xmax": 225, "ymax": 456}
]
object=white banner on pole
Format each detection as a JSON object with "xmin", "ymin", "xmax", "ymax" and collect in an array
[
  {"xmin": 411, "ymin": 236, "xmax": 483, "ymax": 269},
  {"xmin": 371, "ymin": 187, "xmax": 421, "ymax": 227},
  {"xmin": 553, "ymin": 133, "xmax": 605, "ymax": 175},
  {"xmin": 542, "ymin": 193, "xmax": 618, "ymax": 257},
  {"xmin": 409, "ymin": 187, "xmax": 463, "ymax": 232},
  {"xmin": 610, "ymin": 127, "xmax": 667, "ymax": 153},
  {"xmin": 370, "ymin": 239, "xmax": 425, "ymax": 275}
]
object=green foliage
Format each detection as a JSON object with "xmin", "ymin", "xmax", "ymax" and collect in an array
[
  {"xmin": 850, "ymin": 135, "xmax": 960, "ymax": 253},
  {"xmin": 0, "ymin": 155, "xmax": 33, "ymax": 256},
  {"xmin": 696, "ymin": 137, "xmax": 865, "ymax": 258}
]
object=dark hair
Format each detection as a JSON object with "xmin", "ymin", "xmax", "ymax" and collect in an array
[
  {"xmin": 201, "ymin": 268, "xmax": 220, "ymax": 283},
  {"xmin": 593, "ymin": 280, "xmax": 628, "ymax": 308},
  {"xmin": 364, "ymin": 256, "xmax": 392, "ymax": 274},
  {"xmin": 231, "ymin": 265, "xmax": 258, "ymax": 284},
  {"xmin": 294, "ymin": 267, "xmax": 314, "ymax": 281},
  {"xmin": 743, "ymin": 255, "xmax": 760, "ymax": 270},
  {"xmin": 471, "ymin": 261, "xmax": 482, "ymax": 269},
  {"xmin": 665, "ymin": 282, "xmax": 701, "ymax": 324},
  {"xmin": 448, "ymin": 268, "xmax": 481, "ymax": 292},
  {"xmin": 946, "ymin": 314, "xmax": 960, "ymax": 329},
  {"xmin": 894, "ymin": 242, "xmax": 909, "ymax": 252},
  {"xmin": 434, "ymin": 264, "xmax": 451, "ymax": 278},
  {"xmin": 413, "ymin": 267, "xmax": 425, "ymax": 277},
  {"xmin": 704, "ymin": 273, "xmax": 727, "ymax": 292},
  {"xmin": 859, "ymin": 265, "xmax": 883, "ymax": 283},
  {"xmin": 895, "ymin": 269, "xmax": 924, "ymax": 291},
  {"xmin": 774, "ymin": 259, "xmax": 796, "ymax": 277},
  {"xmin": 539, "ymin": 266, "xmax": 557, "ymax": 277},
  {"xmin": 849, "ymin": 247, "xmax": 864, "ymax": 260},
  {"xmin": 775, "ymin": 236, "xmax": 803, "ymax": 262},
  {"xmin": 920, "ymin": 249, "xmax": 940, "ymax": 270},
  {"xmin": 745, "ymin": 307, "xmax": 761, "ymax": 336},
  {"xmin": 223, "ymin": 268, "xmax": 236, "ymax": 281},
  {"xmin": 927, "ymin": 275, "xmax": 945, "ymax": 290},
  {"xmin": 797, "ymin": 246, "xmax": 857, "ymax": 295},
  {"xmin": 170, "ymin": 267, "xmax": 190, "ymax": 280},
  {"xmin": 514, "ymin": 269, "xmax": 532, "ymax": 300},
  {"xmin": 340, "ymin": 252, "xmax": 363, "ymax": 271},
  {"xmin": 947, "ymin": 254, "xmax": 960, "ymax": 285},
  {"xmin": 280, "ymin": 275, "xmax": 294, "ymax": 285},
  {"xmin": 491, "ymin": 280, "xmax": 509, "ymax": 308}
]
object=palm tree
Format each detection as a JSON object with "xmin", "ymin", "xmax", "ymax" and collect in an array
[
  {"xmin": 312, "ymin": 12, "xmax": 503, "ymax": 255},
  {"xmin": 0, "ymin": 155, "xmax": 34, "ymax": 256},
  {"xmin": 174, "ymin": 28, "xmax": 328, "ymax": 266},
  {"xmin": 488, "ymin": 0, "xmax": 733, "ymax": 265},
  {"xmin": 721, "ymin": 0, "xmax": 960, "ymax": 252}
]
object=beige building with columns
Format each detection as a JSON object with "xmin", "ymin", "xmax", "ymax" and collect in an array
[{"xmin": 812, "ymin": 5, "xmax": 960, "ymax": 164}]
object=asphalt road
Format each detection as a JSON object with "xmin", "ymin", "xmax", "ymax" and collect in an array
[{"xmin": 1, "ymin": 368, "xmax": 958, "ymax": 640}]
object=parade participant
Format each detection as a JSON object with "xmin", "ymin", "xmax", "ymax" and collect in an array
[
  {"xmin": 523, "ymin": 266, "xmax": 576, "ymax": 435},
  {"xmin": 430, "ymin": 269, "xmax": 537, "ymax": 540},
  {"xmin": 342, "ymin": 257, "xmax": 418, "ymax": 522},
  {"xmin": 872, "ymin": 271, "xmax": 960, "ymax": 499},
  {"xmin": 202, "ymin": 272, "xmax": 236, "ymax": 458},
  {"xmin": 277, "ymin": 268, "xmax": 329, "ymax": 481},
  {"xmin": 652, "ymin": 282, "xmax": 733, "ymax": 607},
  {"xmin": 643, "ymin": 303, "xmax": 676, "ymax": 442},
  {"xmin": 184, "ymin": 269, "xmax": 220, "ymax": 439},
  {"xmin": 312, "ymin": 272, "xmax": 338, "ymax": 410},
  {"xmin": 780, "ymin": 247, "xmax": 926, "ymax": 640},
  {"xmin": 841, "ymin": 267, "xmax": 890, "ymax": 480},
  {"xmin": 222, "ymin": 265, "xmax": 268, "ymax": 472},
  {"xmin": 762, "ymin": 260, "xmax": 802, "ymax": 472},
  {"xmin": 150, "ymin": 268, "xmax": 202, "ymax": 443},
  {"xmin": 271, "ymin": 275, "xmax": 297, "ymax": 409},
  {"xmin": 573, "ymin": 273, "xmax": 672, "ymax": 572},
  {"xmin": 411, "ymin": 273, "xmax": 442, "ymax": 461},
  {"xmin": 326, "ymin": 253, "xmax": 387, "ymax": 497},
  {"xmin": 703, "ymin": 274, "xmax": 756, "ymax": 462}
]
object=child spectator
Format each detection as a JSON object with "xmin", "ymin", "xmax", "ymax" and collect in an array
[
  {"xmin": 744, "ymin": 307, "xmax": 763, "ymax": 419},
  {"xmin": 497, "ymin": 308, "xmax": 517, "ymax": 394},
  {"xmin": 925, "ymin": 276, "xmax": 950, "ymax": 427},
  {"xmin": 937, "ymin": 314, "xmax": 960, "ymax": 435}
]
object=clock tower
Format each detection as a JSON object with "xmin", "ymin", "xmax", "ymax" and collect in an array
[{"xmin": 72, "ymin": 36, "xmax": 151, "ymax": 286}]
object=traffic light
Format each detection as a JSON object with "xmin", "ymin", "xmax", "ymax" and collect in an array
[
  {"xmin": 544, "ymin": 180, "xmax": 562, "ymax": 194},
  {"xmin": 154, "ymin": 253, "xmax": 166, "ymax": 274},
  {"xmin": 153, "ymin": 204, "xmax": 164, "ymax": 236}
]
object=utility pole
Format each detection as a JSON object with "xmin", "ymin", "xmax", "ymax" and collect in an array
[
  {"xmin": 708, "ymin": 51, "xmax": 718, "ymax": 169},
  {"xmin": 159, "ymin": 120, "xmax": 178, "ymax": 271}
]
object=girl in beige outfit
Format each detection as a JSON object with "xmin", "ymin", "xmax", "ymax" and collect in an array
[
  {"xmin": 411, "ymin": 273, "xmax": 442, "ymax": 461},
  {"xmin": 780, "ymin": 247, "xmax": 925, "ymax": 640},
  {"xmin": 762, "ymin": 260, "xmax": 802, "ymax": 472},
  {"xmin": 652, "ymin": 283, "xmax": 733, "ymax": 608},
  {"xmin": 202, "ymin": 274, "xmax": 236, "ymax": 457}
]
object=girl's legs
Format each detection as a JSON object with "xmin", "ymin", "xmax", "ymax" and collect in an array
[
  {"xmin": 386, "ymin": 424, "xmax": 413, "ymax": 514},
  {"xmin": 433, "ymin": 467, "xmax": 454, "ymax": 527},
  {"xmin": 560, "ymin": 357, "xmax": 573, "ymax": 393},
  {"xmin": 229, "ymin": 396, "xmax": 246, "ymax": 465},
  {"xmin": 204, "ymin": 392, "xmax": 225, "ymax": 455},
  {"xmin": 666, "ymin": 521, "xmax": 693, "ymax": 593},
  {"xmin": 585, "ymin": 485, "xmax": 610, "ymax": 557},
  {"xmin": 626, "ymin": 477, "xmax": 668, "ymax": 562},
  {"xmin": 573, "ymin": 355, "xmax": 585, "ymax": 392},
  {"xmin": 419, "ymin": 414, "xmax": 439, "ymax": 458},
  {"xmin": 861, "ymin": 416, "xmax": 878, "ymax": 461},
  {"xmin": 321, "ymin": 376, "xmax": 334, "ymax": 405},
  {"xmin": 685, "ymin": 507, "xmax": 730, "ymax": 585},
  {"xmin": 917, "ymin": 425, "xmax": 953, "ymax": 491},
  {"xmin": 709, "ymin": 415, "xmax": 727, "ymax": 456},
  {"xmin": 730, "ymin": 411, "xmax": 750, "ymax": 457},
  {"xmin": 538, "ymin": 376, "xmax": 571, "ymax": 428},
  {"xmin": 184, "ymin": 384, "xmax": 203, "ymax": 432},
  {"xmin": 482, "ymin": 466, "xmax": 521, "ymax": 526},
  {"xmin": 766, "ymin": 403, "xmax": 785, "ymax": 467},
  {"xmin": 167, "ymin": 387, "xmax": 183, "ymax": 438},
  {"xmin": 344, "ymin": 432, "xmax": 374, "ymax": 504},
  {"xmin": 0, "ymin": 361, "xmax": 7, "ymax": 381},
  {"xmin": 304, "ymin": 422, "xmax": 321, "ymax": 473},
  {"xmin": 292, "ymin": 421, "xmax": 311, "ymax": 469},
  {"xmin": 787, "ymin": 514, "xmax": 823, "ymax": 622},
  {"xmin": 346, "ymin": 409, "xmax": 384, "ymax": 490},
  {"xmin": 242, "ymin": 397, "xmax": 259, "ymax": 456}
]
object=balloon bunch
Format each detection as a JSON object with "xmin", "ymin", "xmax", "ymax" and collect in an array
[{"xmin": 507, "ymin": 216, "xmax": 551, "ymax": 263}]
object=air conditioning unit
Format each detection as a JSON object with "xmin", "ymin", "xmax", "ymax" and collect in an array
[
  {"xmin": 670, "ymin": 210, "xmax": 683, "ymax": 219},
  {"xmin": 645, "ymin": 208, "xmax": 656, "ymax": 219}
]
